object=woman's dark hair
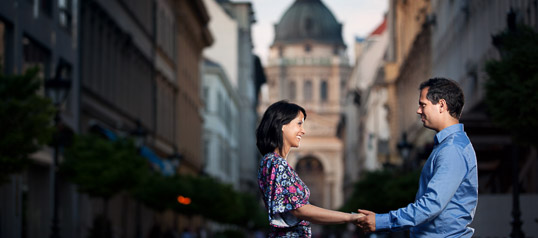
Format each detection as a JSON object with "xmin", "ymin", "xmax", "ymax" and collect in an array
[
  {"xmin": 256, "ymin": 100, "xmax": 307, "ymax": 156},
  {"xmin": 419, "ymin": 77, "xmax": 465, "ymax": 119}
]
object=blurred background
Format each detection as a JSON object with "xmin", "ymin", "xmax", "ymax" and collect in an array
[{"xmin": 0, "ymin": 0, "xmax": 537, "ymax": 237}]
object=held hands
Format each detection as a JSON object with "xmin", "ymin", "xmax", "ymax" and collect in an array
[{"xmin": 356, "ymin": 209, "xmax": 376, "ymax": 233}]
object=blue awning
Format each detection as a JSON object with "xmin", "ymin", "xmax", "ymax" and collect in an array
[
  {"xmin": 90, "ymin": 124, "xmax": 176, "ymax": 176},
  {"xmin": 140, "ymin": 146, "xmax": 175, "ymax": 176}
]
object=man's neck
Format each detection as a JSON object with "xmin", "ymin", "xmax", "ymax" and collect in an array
[{"xmin": 436, "ymin": 120, "xmax": 459, "ymax": 132}]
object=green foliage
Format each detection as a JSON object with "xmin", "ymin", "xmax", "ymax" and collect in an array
[
  {"xmin": 485, "ymin": 24, "xmax": 538, "ymax": 146},
  {"xmin": 61, "ymin": 134, "xmax": 149, "ymax": 199},
  {"xmin": 340, "ymin": 169, "xmax": 420, "ymax": 214},
  {"xmin": 133, "ymin": 173, "xmax": 182, "ymax": 212},
  {"xmin": 133, "ymin": 172, "xmax": 266, "ymax": 228},
  {"xmin": 0, "ymin": 67, "xmax": 56, "ymax": 184}
]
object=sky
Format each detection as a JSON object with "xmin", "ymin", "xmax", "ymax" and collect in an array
[{"xmin": 239, "ymin": 0, "xmax": 389, "ymax": 65}]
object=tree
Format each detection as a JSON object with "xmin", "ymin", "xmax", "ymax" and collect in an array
[
  {"xmin": 0, "ymin": 67, "xmax": 56, "ymax": 184},
  {"xmin": 485, "ymin": 24, "xmax": 538, "ymax": 146},
  {"xmin": 340, "ymin": 169, "xmax": 420, "ymax": 214},
  {"xmin": 61, "ymin": 133, "xmax": 149, "ymax": 235}
]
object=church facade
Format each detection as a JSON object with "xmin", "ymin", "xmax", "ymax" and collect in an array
[{"xmin": 260, "ymin": 0, "xmax": 351, "ymax": 209}]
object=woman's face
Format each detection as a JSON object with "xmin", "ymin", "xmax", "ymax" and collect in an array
[{"xmin": 282, "ymin": 111, "xmax": 306, "ymax": 149}]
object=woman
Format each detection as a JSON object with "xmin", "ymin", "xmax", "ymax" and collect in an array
[{"xmin": 256, "ymin": 100, "xmax": 362, "ymax": 237}]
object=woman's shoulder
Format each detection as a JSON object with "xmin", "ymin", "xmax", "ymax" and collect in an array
[{"xmin": 262, "ymin": 152, "xmax": 288, "ymax": 166}]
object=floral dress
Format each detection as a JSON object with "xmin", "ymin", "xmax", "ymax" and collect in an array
[{"xmin": 258, "ymin": 152, "xmax": 311, "ymax": 237}]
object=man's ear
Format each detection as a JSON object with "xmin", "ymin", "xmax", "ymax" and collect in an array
[{"xmin": 438, "ymin": 99, "xmax": 446, "ymax": 113}]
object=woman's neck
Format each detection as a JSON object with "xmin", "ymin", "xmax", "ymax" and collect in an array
[{"xmin": 275, "ymin": 146, "xmax": 290, "ymax": 158}]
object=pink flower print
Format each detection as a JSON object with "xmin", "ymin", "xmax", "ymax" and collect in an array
[
  {"xmin": 288, "ymin": 186, "xmax": 297, "ymax": 194},
  {"xmin": 297, "ymin": 183, "xmax": 303, "ymax": 191},
  {"xmin": 291, "ymin": 196, "xmax": 298, "ymax": 202},
  {"xmin": 276, "ymin": 186, "xmax": 283, "ymax": 194},
  {"xmin": 271, "ymin": 172, "xmax": 275, "ymax": 180}
]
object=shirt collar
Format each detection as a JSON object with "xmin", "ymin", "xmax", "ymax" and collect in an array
[{"xmin": 434, "ymin": 123, "xmax": 464, "ymax": 145}]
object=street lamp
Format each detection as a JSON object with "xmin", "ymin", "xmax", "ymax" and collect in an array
[
  {"xmin": 397, "ymin": 132, "xmax": 413, "ymax": 169},
  {"xmin": 130, "ymin": 120, "xmax": 146, "ymax": 238},
  {"xmin": 45, "ymin": 62, "xmax": 72, "ymax": 238}
]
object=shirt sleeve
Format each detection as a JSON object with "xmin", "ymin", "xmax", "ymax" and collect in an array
[{"xmin": 376, "ymin": 145, "xmax": 468, "ymax": 231}]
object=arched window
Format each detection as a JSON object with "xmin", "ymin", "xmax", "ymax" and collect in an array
[
  {"xmin": 296, "ymin": 156, "xmax": 325, "ymax": 206},
  {"xmin": 304, "ymin": 80, "xmax": 312, "ymax": 102},
  {"xmin": 320, "ymin": 80, "xmax": 328, "ymax": 102},
  {"xmin": 289, "ymin": 81, "xmax": 296, "ymax": 100}
]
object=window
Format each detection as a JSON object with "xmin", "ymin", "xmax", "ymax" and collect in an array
[
  {"xmin": 23, "ymin": 36, "xmax": 51, "ymax": 78},
  {"xmin": 289, "ymin": 81, "xmax": 296, "ymax": 100},
  {"xmin": 41, "ymin": 0, "xmax": 53, "ymax": 17},
  {"xmin": 58, "ymin": 0, "xmax": 73, "ymax": 31},
  {"xmin": 304, "ymin": 80, "xmax": 312, "ymax": 102},
  {"xmin": 304, "ymin": 44, "xmax": 311, "ymax": 52},
  {"xmin": 320, "ymin": 80, "xmax": 328, "ymax": 102},
  {"xmin": 333, "ymin": 46, "xmax": 339, "ymax": 55}
]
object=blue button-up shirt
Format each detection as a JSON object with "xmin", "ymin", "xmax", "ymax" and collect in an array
[{"xmin": 376, "ymin": 124, "xmax": 478, "ymax": 237}]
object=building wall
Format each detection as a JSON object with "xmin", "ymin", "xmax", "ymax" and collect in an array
[
  {"xmin": 0, "ymin": 0, "xmax": 80, "ymax": 237},
  {"xmin": 202, "ymin": 0, "xmax": 239, "ymax": 87},
  {"xmin": 202, "ymin": 61, "xmax": 240, "ymax": 188},
  {"xmin": 472, "ymin": 194, "xmax": 538, "ymax": 237},
  {"xmin": 430, "ymin": 0, "xmax": 538, "ymax": 194},
  {"xmin": 175, "ymin": 0, "xmax": 213, "ymax": 174},
  {"xmin": 155, "ymin": 0, "xmax": 177, "ymax": 153},
  {"xmin": 384, "ymin": 0, "xmax": 432, "ymax": 165}
]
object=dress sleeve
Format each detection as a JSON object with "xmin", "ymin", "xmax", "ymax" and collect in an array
[{"xmin": 265, "ymin": 157, "xmax": 309, "ymax": 227}]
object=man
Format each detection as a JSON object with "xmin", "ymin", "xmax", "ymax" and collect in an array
[{"xmin": 357, "ymin": 77, "xmax": 478, "ymax": 237}]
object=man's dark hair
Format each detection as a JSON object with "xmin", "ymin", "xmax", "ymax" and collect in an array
[
  {"xmin": 256, "ymin": 100, "xmax": 307, "ymax": 156},
  {"xmin": 419, "ymin": 77, "xmax": 465, "ymax": 119}
]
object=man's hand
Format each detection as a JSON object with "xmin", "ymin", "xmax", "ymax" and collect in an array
[{"xmin": 357, "ymin": 209, "xmax": 376, "ymax": 232}]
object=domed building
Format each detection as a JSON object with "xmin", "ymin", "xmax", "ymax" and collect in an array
[{"xmin": 260, "ymin": 0, "xmax": 351, "ymax": 213}]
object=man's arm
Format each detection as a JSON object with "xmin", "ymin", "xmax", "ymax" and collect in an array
[{"xmin": 361, "ymin": 146, "xmax": 468, "ymax": 232}]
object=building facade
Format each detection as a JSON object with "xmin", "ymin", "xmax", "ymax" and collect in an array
[
  {"xmin": 202, "ymin": 0, "xmax": 259, "ymax": 192},
  {"xmin": 1, "ymin": 0, "xmax": 213, "ymax": 237},
  {"xmin": 381, "ymin": 0, "xmax": 538, "ymax": 236},
  {"xmin": 260, "ymin": 0, "xmax": 351, "ymax": 215},
  {"xmin": 429, "ymin": 0, "xmax": 538, "ymax": 236},
  {"xmin": 341, "ymin": 18, "xmax": 389, "ymax": 197},
  {"xmin": 175, "ymin": 0, "xmax": 213, "ymax": 175},
  {"xmin": 202, "ymin": 59, "xmax": 240, "ymax": 188},
  {"xmin": 0, "ymin": 0, "xmax": 79, "ymax": 237}
]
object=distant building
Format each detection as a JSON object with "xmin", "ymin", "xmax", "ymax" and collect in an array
[
  {"xmin": 340, "ymin": 17, "xmax": 389, "ymax": 198},
  {"xmin": 260, "ymin": 0, "xmax": 351, "ymax": 218},
  {"xmin": 202, "ymin": 59, "xmax": 240, "ymax": 187},
  {"xmin": 202, "ymin": 0, "xmax": 260, "ymax": 193}
]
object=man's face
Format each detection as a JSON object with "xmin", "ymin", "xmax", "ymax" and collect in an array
[{"xmin": 417, "ymin": 87, "xmax": 441, "ymax": 131}]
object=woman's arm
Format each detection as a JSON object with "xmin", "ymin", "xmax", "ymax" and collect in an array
[{"xmin": 290, "ymin": 204, "xmax": 363, "ymax": 225}]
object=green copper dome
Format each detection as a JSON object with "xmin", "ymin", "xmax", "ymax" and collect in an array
[{"xmin": 273, "ymin": 0, "xmax": 345, "ymax": 46}]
